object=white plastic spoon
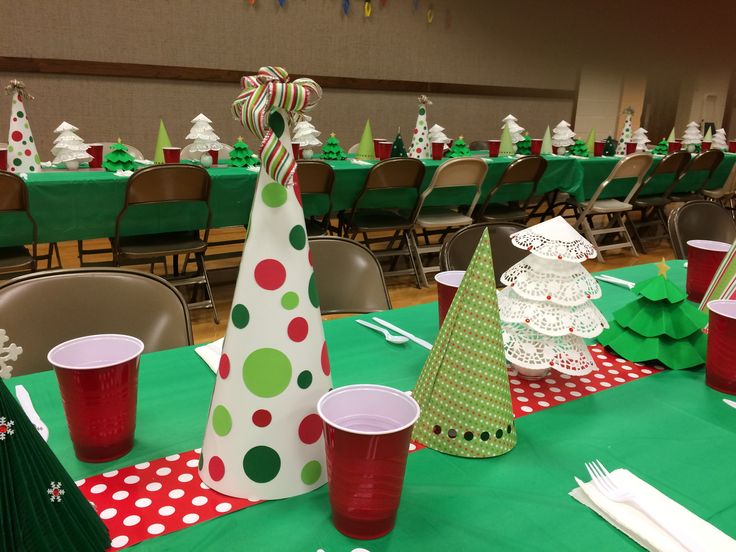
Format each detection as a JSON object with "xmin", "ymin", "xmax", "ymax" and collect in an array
[{"xmin": 356, "ymin": 320, "xmax": 409, "ymax": 344}]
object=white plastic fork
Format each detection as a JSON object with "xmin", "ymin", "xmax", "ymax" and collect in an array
[{"xmin": 584, "ymin": 460, "xmax": 705, "ymax": 552}]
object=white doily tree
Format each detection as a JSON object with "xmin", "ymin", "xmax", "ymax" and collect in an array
[
  {"xmin": 552, "ymin": 120, "xmax": 575, "ymax": 155},
  {"xmin": 631, "ymin": 127, "xmax": 650, "ymax": 152},
  {"xmin": 498, "ymin": 216, "xmax": 608, "ymax": 379},
  {"xmin": 186, "ymin": 113, "xmax": 224, "ymax": 153},
  {"xmin": 0, "ymin": 329, "xmax": 22, "ymax": 379},
  {"xmin": 712, "ymin": 128, "xmax": 728, "ymax": 151},
  {"xmin": 292, "ymin": 115, "xmax": 322, "ymax": 159},
  {"xmin": 682, "ymin": 121, "xmax": 703, "ymax": 153},
  {"xmin": 51, "ymin": 122, "xmax": 93, "ymax": 170},
  {"xmin": 428, "ymin": 124, "xmax": 450, "ymax": 151},
  {"xmin": 502, "ymin": 114, "xmax": 525, "ymax": 145}
]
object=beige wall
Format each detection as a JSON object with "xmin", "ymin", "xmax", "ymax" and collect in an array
[
  {"xmin": 574, "ymin": 69, "xmax": 622, "ymax": 139},
  {"xmin": 675, "ymin": 66, "xmax": 732, "ymax": 133}
]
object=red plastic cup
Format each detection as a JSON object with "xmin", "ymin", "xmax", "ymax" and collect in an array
[
  {"xmin": 378, "ymin": 141, "xmax": 392, "ymax": 160},
  {"xmin": 435, "ymin": 270, "xmax": 465, "ymax": 326},
  {"xmin": 701, "ymin": 141, "xmax": 712, "ymax": 152},
  {"xmin": 87, "ymin": 144, "xmax": 103, "ymax": 169},
  {"xmin": 318, "ymin": 384, "xmax": 420, "ymax": 540},
  {"xmin": 625, "ymin": 142, "xmax": 637, "ymax": 154},
  {"xmin": 0, "ymin": 148, "xmax": 7, "ymax": 171},
  {"xmin": 488, "ymin": 140, "xmax": 501, "ymax": 157},
  {"xmin": 729, "ymin": 141, "xmax": 736, "ymax": 153},
  {"xmin": 668, "ymin": 141, "xmax": 683, "ymax": 153},
  {"xmin": 530, "ymin": 139, "xmax": 543, "ymax": 155},
  {"xmin": 291, "ymin": 143, "xmax": 301, "ymax": 160},
  {"xmin": 163, "ymin": 147, "xmax": 181, "ymax": 163},
  {"xmin": 209, "ymin": 149, "xmax": 219, "ymax": 165},
  {"xmin": 48, "ymin": 334, "xmax": 144, "ymax": 463},
  {"xmin": 686, "ymin": 239, "xmax": 731, "ymax": 302},
  {"xmin": 431, "ymin": 141, "xmax": 445, "ymax": 161},
  {"xmin": 594, "ymin": 141, "xmax": 605, "ymax": 157},
  {"xmin": 706, "ymin": 300, "xmax": 736, "ymax": 394},
  {"xmin": 373, "ymin": 138, "xmax": 385, "ymax": 158}
]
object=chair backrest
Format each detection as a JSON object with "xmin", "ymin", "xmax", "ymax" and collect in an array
[
  {"xmin": 469, "ymin": 141, "xmax": 488, "ymax": 151},
  {"xmin": 634, "ymin": 151, "xmax": 690, "ymax": 200},
  {"xmin": 415, "ymin": 157, "xmax": 488, "ymax": 216},
  {"xmin": 592, "ymin": 152, "xmax": 653, "ymax": 204},
  {"xmin": 361, "ymin": 157, "xmax": 426, "ymax": 192},
  {"xmin": 123, "ymin": 164, "xmax": 211, "ymax": 205},
  {"xmin": 677, "ymin": 149, "xmax": 725, "ymax": 193},
  {"xmin": 0, "ymin": 170, "xmax": 29, "ymax": 212},
  {"xmin": 717, "ymin": 162, "xmax": 736, "ymax": 196},
  {"xmin": 98, "ymin": 142, "xmax": 145, "ymax": 160},
  {"xmin": 309, "ymin": 236, "xmax": 391, "ymax": 314},
  {"xmin": 296, "ymin": 160, "xmax": 335, "ymax": 195},
  {"xmin": 440, "ymin": 222, "xmax": 528, "ymax": 286},
  {"xmin": 481, "ymin": 155, "xmax": 547, "ymax": 213},
  {"xmin": 0, "ymin": 268, "xmax": 193, "ymax": 376},
  {"xmin": 180, "ymin": 143, "xmax": 233, "ymax": 161},
  {"xmin": 668, "ymin": 200, "xmax": 736, "ymax": 259}
]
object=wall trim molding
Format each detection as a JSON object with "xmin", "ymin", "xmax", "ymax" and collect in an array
[{"xmin": 0, "ymin": 56, "xmax": 578, "ymax": 101}]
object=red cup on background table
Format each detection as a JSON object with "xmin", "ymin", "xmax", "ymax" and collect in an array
[
  {"xmin": 378, "ymin": 141, "xmax": 392, "ymax": 160},
  {"xmin": 668, "ymin": 141, "xmax": 683, "ymax": 153},
  {"xmin": 729, "ymin": 140, "xmax": 736, "ymax": 153},
  {"xmin": 686, "ymin": 239, "xmax": 731, "ymax": 302},
  {"xmin": 373, "ymin": 138, "xmax": 385, "ymax": 158},
  {"xmin": 317, "ymin": 384, "xmax": 420, "ymax": 540},
  {"xmin": 701, "ymin": 141, "xmax": 712, "ymax": 152},
  {"xmin": 625, "ymin": 142, "xmax": 637, "ymax": 154},
  {"xmin": 487, "ymin": 140, "xmax": 501, "ymax": 158},
  {"xmin": 163, "ymin": 147, "xmax": 181, "ymax": 163},
  {"xmin": 530, "ymin": 139, "xmax": 543, "ymax": 155},
  {"xmin": 48, "ymin": 334, "xmax": 144, "ymax": 463},
  {"xmin": 291, "ymin": 143, "xmax": 301, "ymax": 160},
  {"xmin": 86, "ymin": 144, "xmax": 103, "ymax": 169},
  {"xmin": 209, "ymin": 149, "xmax": 219, "ymax": 165},
  {"xmin": 706, "ymin": 300, "xmax": 736, "ymax": 394},
  {"xmin": 431, "ymin": 141, "xmax": 445, "ymax": 161},
  {"xmin": 435, "ymin": 270, "xmax": 465, "ymax": 326},
  {"xmin": 594, "ymin": 141, "xmax": 605, "ymax": 157},
  {"xmin": 0, "ymin": 148, "xmax": 7, "ymax": 171}
]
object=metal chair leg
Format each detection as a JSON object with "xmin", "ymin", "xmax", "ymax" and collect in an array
[
  {"xmin": 405, "ymin": 230, "xmax": 427, "ymax": 288},
  {"xmin": 197, "ymin": 253, "xmax": 219, "ymax": 324}
]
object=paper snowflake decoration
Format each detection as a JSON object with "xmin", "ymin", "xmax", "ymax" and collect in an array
[
  {"xmin": 0, "ymin": 417, "xmax": 14, "ymax": 440},
  {"xmin": 0, "ymin": 329, "xmax": 23, "ymax": 379},
  {"xmin": 48, "ymin": 482, "xmax": 65, "ymax": 502}
]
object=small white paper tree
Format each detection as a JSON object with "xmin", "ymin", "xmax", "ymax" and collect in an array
[
  {"xmin": 186, "ymin": 113, "xmax": 224, "ymax": 153},
  {"xmin": 51, "ymin": 121, "xmax": 93, "ymax": 170},
  {"xmin": 429, "ymin": 124, "xmax": 450, "ymax": 144},
  {"xmin": 682, "ymin": 121, "xmax": 703, "ymax": 153},
  {"xmin": 712, "ymin": 128, "xmax": 728, "ymax": 151},
  {"xmin": 631, "ymin": 127, "xmax": 650, "ymax": 152},
  {"xmin": 498, "ymin": 217, "xmax": 607, "ymax": 379},
  {"xmin": 292, "ymin": 115, "xmax": 322, "ymax": 159},
  {"xmin": 502, "ymin": 114, "xmax": 525, "ymax": 145},
  {"xmin": 552, "ymin": 120, "xmax": 575, "ymax": 155}
]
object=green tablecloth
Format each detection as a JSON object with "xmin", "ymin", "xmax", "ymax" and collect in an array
[{"xmin": 9, "ymin": 262, "xmax": 736, "ymax": 550}]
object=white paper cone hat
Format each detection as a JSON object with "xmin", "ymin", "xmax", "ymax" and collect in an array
[{"xmin": 6, "ymin": 83, "xmax": 41, "ymax": 174}]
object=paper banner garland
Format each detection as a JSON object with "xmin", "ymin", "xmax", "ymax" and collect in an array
[
  {"xmin": 409, "ymin": 96, "xmax": 431, "ymax": 159},
  {"xmin": 5, "ymin": 80, "xmax": 41, "ymax": 174},
  {"xmin": 201, "ymin": 66, "xmax": 331, "ymax": 501},
  {"xmin": 698, "ymin": 239, "xmax": 736, "ymax": 311},
  {"xmin": 412, "ymin": 229, "xmax": 516, "ymax": 458}
]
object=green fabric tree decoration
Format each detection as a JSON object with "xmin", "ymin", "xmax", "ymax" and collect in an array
[
  {"xmin": 102, "ymin": 139, "xmax": 136, "ymax": 172},
  {"xmin": 498, "ymin": 124, "xmax": 515, "ymax": 156},
  {"xmin": 515, "ymin": 134, "xmax": 531, "ymax": 155},
  {"xmin": 0, "ymin": 379, "xmax": 111, "ymax": 551},
  {"xmin": 228, "ymin": 136, "xmax": 260, "ymax": 167},
  {"xmin": 652, "ymin": 139, "xmax": 669, "ymax": 155},
  {"xmin": 602, "ymin": 135, "xmax": 617, "ymax": 156},
  {"xmin": 598, "ymin": 261, "xmax": 708, "ymax": 370},
  {"xmin": 390, "ymin": 128, "xmax": 407, "ymax": 158},
  {"xmin": 320, "ymin": 132, "xmax": 347, "ymax": 160},
  {"xmin": 567, "ymin": 139, "xmax": 590, "ymax": 157},
  {"xmin": 446, "ymin": 136, "xmax": 471, "ymax": 158}
]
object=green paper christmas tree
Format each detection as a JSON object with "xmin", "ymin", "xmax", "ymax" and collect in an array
[
  {"xmin": 515, "ymin": 134, "xmax": 531, "ymax": 155},
  {"xmin": 540, "ymin": 126, "xmax": 553, "ymax": 155},
  {"xmin": 320, "ymin": 133, "xmax": 347, "ymax": 160},
  {"xmin": 412, "ymin": 229, "xmax": 516, "ymax": 458},
  {"xmin": 597, "ymin": 261, "xmax": 708, "ymax": 370},
  {"xmin": 228, "ymin": 136, "xmax": 260, "ymax": 167},
  {"xmin": 0, "ymin": 378, "xmax": 110, "ymax": 550},
  {"xmin": 567, "ymin": 139, "xmax": 590, "ymax": 157},
  {"xmin": 602, "ymin": 135, "xmax": 617, "ymax": 156},
  {"xmin": 390, "ymin": 128, "xmax": 407, "ymax": 158},
  {"xmin": 585, "ymin": 128, "xmax": 596, "ymax": 154},
  {"xmin": 153, "ymin": 119, "xmax": 172, "ymax": 164},
  {"xmin": 356, "ymin": 120, "xmax": 375, "ymax": 160},
  {"xmin": 498, "ymin": 124, "xmax": 515, "ymax": 156},
  {"xmin": 652, "ymin": 139, "xmax": 669, "ymax": 155},
  {"xmin": 102, "ymin": 139, "xmax": 136, "ymax": 172},
  {"xmin": 446, "ymin": 136, "xmax": 471, "ymax": 158}
]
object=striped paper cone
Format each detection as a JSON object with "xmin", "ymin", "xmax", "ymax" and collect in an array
[{"xmin": 699, "ymin": 238, "xmax": 736, "ymax": 313}]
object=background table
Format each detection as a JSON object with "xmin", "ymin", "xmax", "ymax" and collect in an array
[{"xmin": 10, "ymin": 262, "xmax": 736, "ymax": 550}]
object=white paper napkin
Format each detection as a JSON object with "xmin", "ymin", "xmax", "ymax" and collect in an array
[
  {"xmin": 194, "ymin": 338, "xmax": 223, "ymax": 373},
  {"xmin": 571, "ymin": 469, "xmax": 736, "ymax": 551}
]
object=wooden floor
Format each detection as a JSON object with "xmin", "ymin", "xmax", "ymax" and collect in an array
[{"xmin": 45, "ymin": 226, "xmax": 675, "ymax": 345}]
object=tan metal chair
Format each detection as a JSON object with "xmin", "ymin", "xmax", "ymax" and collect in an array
[
  {"xmin": 112, "ymin": 164, "xmax": 218, "ymax": 323},
  {"xmin": 0, "ymin": 267, "xmax": 193, "ymax": 376},
  {"xmin": 0, "ymin": 170, "xmax": 37, "ymax": 277},
  {"xmin": 573, "ymin": 152, "xmax": 653, "ymax": 261},
  {"xmin": 309, "ymin": 236, "xmax": 391, "ymax": 314},
  {"xmin": 97, "ymin": 142, "xmax": 145, "ymax": 161},
  {"xmin": 338, "ymin": 158, "xmax": 426, "ymax": 288},
  {"xmin": 297, "ymin": 160, "xmax": 335, "ymax": 236},
  {"xmin": 476, "ymin": 155, "xmax": 547, "ymax": 223},
  {"xmin": 667, "ymin": 200, "xmax": 736, "ymax": 259},
  {"xmin": 440, "ymin": 222, "xmax": 528, "ymax": 287},
  {"xmin": 413, "ymin": 157, "xmax": 488, "ymax": 279},
  {"xmin": 702, "ymin": 161, "xmax": 736, "ymax": 210},
  {"xmin": 670, "ymin": 149, "xmax": 725, "ymax": 202}
]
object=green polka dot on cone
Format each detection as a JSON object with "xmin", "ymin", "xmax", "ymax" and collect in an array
[
  {"xmin": 262, "ymin": 182, "xmax": 287, "ymax": 208},
  {"xmin": 243, "ymin": 348, "xmax": 292, "ymax": 398}
]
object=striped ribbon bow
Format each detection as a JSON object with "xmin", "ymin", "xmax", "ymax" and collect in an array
[{"xmin": 232, "ymin": 66, "xmax": 321, "ymax": 186}]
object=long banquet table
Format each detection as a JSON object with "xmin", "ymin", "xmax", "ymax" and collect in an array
[
  {"xmin": 2, "ymin": 153, "xmax": 734, "ymax": 248},
  {"xmin": 10, "ymin": 261, "xmax": 736, "ymax": 550}
]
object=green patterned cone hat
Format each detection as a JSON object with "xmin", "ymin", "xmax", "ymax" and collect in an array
[
  {"xmin": 412, "ymin": 229, "xmax": 516, "ymax": 458},
  {"xmin": 201, "ymin": 67, "xmax": 330, "ymax": 500},
  {"xmin": 355, "ymin": 119, "xmax": 374, "ymax": 160},
  {"xmin": 153, "ymin": 119, "xmax": 172, "ymax": 164}
]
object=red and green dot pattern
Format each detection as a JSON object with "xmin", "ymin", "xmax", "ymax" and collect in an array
[{"xmin": 7, "ymin": 93, "xmax": 41, "ymax": 173}]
